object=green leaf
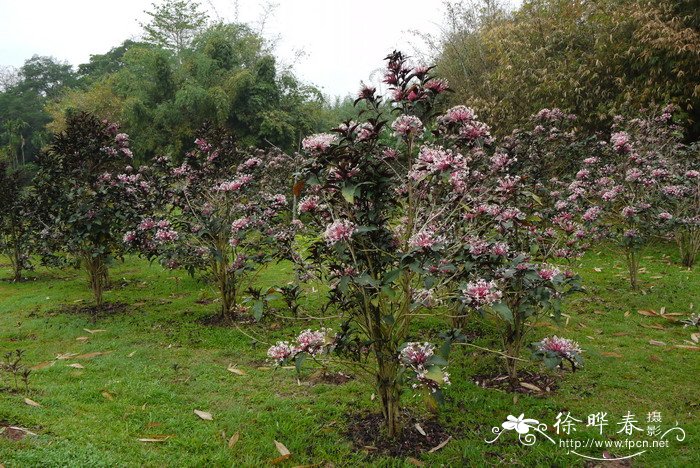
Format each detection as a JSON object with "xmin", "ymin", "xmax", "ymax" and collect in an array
[
  {"xmin": 491, "ymin": 302, "xmax": 513, "ymax": 323},
  {"xmin": 341, "ymin": 184, "xmax": 357, "ymax": 203},
  {"xmin": 294, "ymin": 352, "xmax": 307, "ymax": 374}
]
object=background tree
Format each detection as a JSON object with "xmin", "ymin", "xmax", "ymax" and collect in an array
[
  {"xmin": 0, "ymin": 159, "xmax": 34, "ymax": 281},
  {"xmin": 433, "ymin": 0, "xmax": 700, "ymax": 141},
  {"xmin": 141, "ymin": 0, "xmax": 209, "ymax": 57}
]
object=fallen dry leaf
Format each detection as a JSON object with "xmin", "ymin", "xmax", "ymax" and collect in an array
[
  {"xmin": 428, "ymin": 436, "xmax": 452, "ymax": 453},
  {"xmin": 414, "ymin": 423, "xmax": 427, "ymax": 437},
  {"xmin": 649, "ymin": 340, "xmax": 667, "ymax": 346},
  {"xmin": 593, "ymin": 267, "xmax": 602, "ymax": 272},
  {"xmin": 67, "ymin": 363, "xmax": 84, "ymax": 369},
  {"xmin": 102, "ymin": 391, "xmax": 114, "ymax": 400},
  {"xmin": 612, "ymin": 332, "xmax": 628, "ymax": 337},
  {"xmin": 55, "ymin": 353, "xmax": 78, "ymax": 360},
  {"xmin": 74, "ymin": 351, "xmax": 110, "ymax": 359},
  {"xmin": 30, "ymin": 361, "xmax": 55, "ymax": 370},
  {"xmin": 228, "ymin": 431, "xmax": 240, "ymax": 448},
  {"xmin": 692, "ymin": 333, "xmax": 700, "ymax": 343},
  {"xmin": 84, "ymin": 329, "xmax": 106, "ymax": 334},
  {"xmin": 624, "ymin": 311, "xmax": 631, "ymax": 318},
  {"xmin": 271, "ymin": 440, "xmax": 291, "ymax": 463},
  {"xmin": 641, "ymin": 324, "xmax": 665, "ymax": 330},
  {"xmin": 274, "ymin": 440, "xmax": 291, "ymax": 456},
  {"xmin": 649, "ymin": 355, "xmax": 662, "ymax": 362},
  {"xmin": 637, "ymin": 309, "xmax": 657, "ymax": 317},
  {"xmin": 138, "ymin": 435, "xmax": 173, "ymax": 442},
  {"xmin": 601, "ymin": 352, "xmax": 623, "ymax": 358},
  {"xmin": 227, "ymin": 365, "xmax": 246, "ymax": 376},
  {"xmin": 76, "ymin": 336, "xmax": 89, "ymax": 342},
  {"xmin": 194, "ymin": 409, "xmax": 213, "ymax": 420},
  {"xmin": 24, "ymin": 398, "xmax": 41, "ymax": 408},
  {"xmin": 674, "ymin": 345, "xmax": 700, "ymax": 351},
  {"xmin": 520, "ymin": 382, "xmax": 542, "ymax": 392},
  {"xmin": 128, "ymin": 351, "xmax": 136, "ymax": 357}
]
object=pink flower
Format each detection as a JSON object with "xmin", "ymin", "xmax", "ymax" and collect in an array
[
  {"xmin": 582, "ymin": 206, "xmax": 602, "ymax": 222},
  {"xmin": 267, "ymin": 341, "xmax": 294, "ymax": 364},
  {"xmin": 123, "ymin": 231, "xmax": 136, "ymax": 243},
  {"xmin": 441, "ymin": 105, "xmax": 475, "ymax": 123},
  {"xmin": 302, "ymin": 133, "xmax": 337, "ymax": 152},
  {"xmin": 399, "ymin": 342, "xmax": 434, "ymax": 367},
  {"xmin": 214, "ymin": 174, "xmax": 253, "ymax": 192},
  {"xmin": 537, "ymin": 266, "xmax": 561, "ymax": 281},
  {"xmin": 685, "ymin": 170, "xmax": 700, "ymax": 179},
  {"xmin": 610, "ymin": 131, "xmax": 632, "ymax": 154},
  {"xmin": 463, "ymin": 279, "xmax": 502, "ymax": 307},
  {"xmin": 424, "ymin": 78, "xmax": 449, "ymax": 93},
  {"xmin": 536, "ymin": 336, "xmax": 582, "ymax": 359},
  {"xmin": 491, "ymin": 242, "xmax": 509, "ymax": 256},
  {"xmin": 324, "ymin": 219, "xmax": 356, "ymax": 245},
  {"xmin": 194, "ymin": 138, "xmax": 211, "ymax": 152},
  {"xmin": 138, "ymin": 218, "xmax": 156, "ymax": 231},
  {"xmin": 231, "ymin": 217, "xmax": 251, "ymax": 233},
  {"xmin": 155, "ymin": 228, "xmax": 178, "ymax": 243},
  {"xmin": 658, "ymin": 212, "xmax": 673, "ymax": 221},
  {"xmin": 409, "ymin": 229, "xmax": 441, "ymax": 249},
  {"xmin": 391, "ymin": 115, "xmax": 424, "ymax": 137},
  {"xmin": 295, "ymin": 329, "xmax": 333, "ymax": 356},
  {"xmin": 298, "ymin": 195, "xmax": 321, "ymax": 214}
]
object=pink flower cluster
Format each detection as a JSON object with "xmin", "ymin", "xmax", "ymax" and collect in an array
[
  {"xmin": 391, "ymin": 115, "xmax": 424, "ymax": 137},
  {"xmin": 610, "ymin": 131, "xmax": 632, "ymax": 154},
  {"xmin": 324, "ymin": 219, "xmax": 356, "ymax": 245},
  {"xmin": 409, "ymin": 228, "xmax": 442, "ymax": 249},
  {"xmin": 298, "ymin": 195, "xmax": 321, "ymax": 214},
  {"xmin": 266, "ymin": 328, "xmax": 336, "ymax": 364},
  {"xmin": 536, "ymin": 336, "xmax": 582, "ymax": 359},
  {"xmin": 214, "ymin": 174, "xmax": 253, "ymax": 192},
  {"xmin": 399, "ymin": 342, "xmax": 450, "ymax": 392},
  {"xmin": 302, "ymin": 133, "xmax": 337, "ymax": 152},
  {"xmin": 462, "ymin": 279, "xmax": 502, "ymax": 307}
]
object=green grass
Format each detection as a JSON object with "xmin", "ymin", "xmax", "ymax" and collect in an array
[{"xmin": 0, "ymin": 243, "xmax": 697, "ymax": 467}]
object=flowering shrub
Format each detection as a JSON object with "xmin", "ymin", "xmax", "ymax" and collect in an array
[
  {"xmin": 530, "ymin": 335, "xmax": 583, "ymax": 371},
  {"xmin": 570, "ymin": 106, "xmax": 690, "ymax": 287},
  {"xmin": 441, "ymin": 109, "xmax": 588, "ymax": 384},
  {"xmin": 126, "ymin": 124, "xmax": 295, "ymax": 321},
  {"xmin": 657, "ymin": 141, "xmax": 700, "ymax": 267},
  {"xmin": 33, "ymin": 113, "xmax": 156, "ymax": 307},
  {"xmin": 282, "ymin": 51, "xmax": 472, "ymax": 437}
]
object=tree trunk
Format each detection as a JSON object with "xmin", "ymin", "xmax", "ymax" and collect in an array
[
  {"xmin": 625, "ymin": 247, "xmax": 640, "ymax": 290},
  {"xmin": 504, "ymin": 321, "xmax": 523, "ymax": 388},
  {"xmin": 677, "ymin": 227, "xmax": 700, "ymax": 268},
  {"xmin": 375, "ymin": 352, "xmax": 401, "ymax": 438},
  {"xmin": 85, "ymin": 255, "xmax": 107, "ymax": 309}
]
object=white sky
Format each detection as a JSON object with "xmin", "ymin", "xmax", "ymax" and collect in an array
[{"xmin": 0, "ymin": 0, "xmax": 521, "ymax": 98}]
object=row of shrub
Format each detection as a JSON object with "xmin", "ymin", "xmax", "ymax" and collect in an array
[{"xmin": 1, "ymin": 51, "xmax": 698, "ymax": 438}]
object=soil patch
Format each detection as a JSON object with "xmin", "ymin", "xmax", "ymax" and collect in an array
[
  {"xmin": 472, "ymin": 370, "xmax": 560, "ymax": 395},
  {"xmin": 345, "ymin": 411, "xmax": 452, "ymax": 457}
]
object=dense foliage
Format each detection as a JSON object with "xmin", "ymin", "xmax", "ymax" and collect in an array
[
  {"xmin": 435, "ymin": 0, "xmax": 700, "ymax": 141},
  {"xmin": 33, "ymin": 113, "xmax": 156, "ymax": 306}
]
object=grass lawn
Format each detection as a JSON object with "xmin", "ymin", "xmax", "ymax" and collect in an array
[{"xmin": 0, "ymin": 242, "xmax": 697, "ymax": 467}]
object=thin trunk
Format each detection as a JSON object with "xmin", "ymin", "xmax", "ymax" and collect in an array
[
  {"xmin": 85, "ymin": 255, "xmax": 107, "ymax": 308},
  {"xmin": 375, "ymin": 349, "xmax": 401, "ymax": 438},
  {"xmin": 677, "ymin": 227, "xmax": 700, "ymax": 268},
  {"xmin": 625, "ymin": 247, "xmax": 640, "ymax": 290}
]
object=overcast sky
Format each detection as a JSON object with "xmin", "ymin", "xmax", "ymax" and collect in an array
[{"xmin": 0, "ymin": 0, "xmax": 521, "ymax": 98}]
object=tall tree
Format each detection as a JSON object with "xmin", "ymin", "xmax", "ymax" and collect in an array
[{"xmin": 141, "ymin": 0, "xmax": 209, "ymax": 56}]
